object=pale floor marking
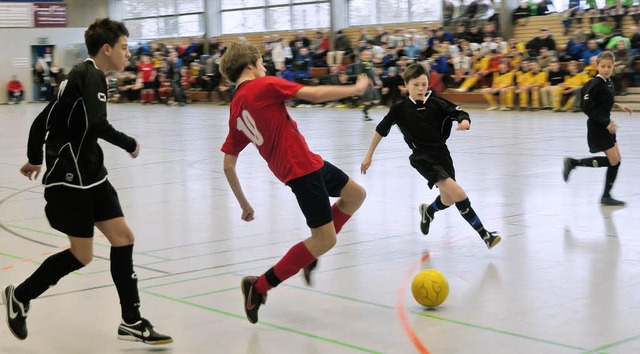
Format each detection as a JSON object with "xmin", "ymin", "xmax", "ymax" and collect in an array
[{"xmin": 0, "ymin": 103, "xmax": 638, "ymax": 354}]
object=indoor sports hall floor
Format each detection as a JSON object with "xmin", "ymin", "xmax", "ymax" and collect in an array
[{"xmin": 1, "ymin": 102, "xmax": 639, "ymax": 354}]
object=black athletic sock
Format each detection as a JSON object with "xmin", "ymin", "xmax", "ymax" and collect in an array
[
  {"xmin": 110, "ymin": 245, "xmax": 141, "ymax": 324},
  {"xmin": 603, "ymin": 162, "xmax": 620, "ymax": 198},
  {"xmin": 455, "ymin": 198, "xmax": 487, "ymax": 235},
  {"xmin": 363, "ymin": 104, "xmax": 372, "ymax": 114},
  {"xmin": 574, "ymin": 156, "xmax": 610, "ymax": 168},
  {"xmin": 426, "ymin": 195, "xmax": 450, "ymax": 218},
  {"xmin": 14, "ymin": 249, "xmax": 84, "ymax": 304}
]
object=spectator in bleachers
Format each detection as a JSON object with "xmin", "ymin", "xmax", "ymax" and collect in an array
[
  {"xmin": 270, "ymin": 35, "xmax": 287, "ymax": 70},
  {"xmin": 512, "ymin": 1, "xmax": 531, "ymax": 26},
  {"xmin": 425, "ymin": 61, "xmax": 446, "ymax": 94},
  {"xmin": 591, "ymin": 16, "xmax": 613, "ymax": 41},
  {"xmin": 293, "ymin": 47, "xmax": 312, "ymax": 83},
  {"xmin": 138, "ymin": 55, "xmax": 156, "ymax": 104},
  {"xmin": 537, "ymin": 47, "xmax": 555, "ymax": 68},
  {"xmin": 482, "ymin": 58, "xmax": 515, "ymax": 110},
  {"xmin": 583, "ymin": 55, "xmax": 599, "ymax": 77},
  {"xmin": 467, "ymin": 25, "xmax": 485, "ymax": 44},
  {"xmin": 540, "ymin": 58, "xmax": 569, "ymax": 109},
  {"xmin": 290, "ymin": 30, "xmax": 310, "ymax": 49},
  {"xmin": 562, "ymin": 31, "xmax": 588, "ymax": 61},
  {"xmin": 612, "ymin": 39, "xmax": 632, "ymax": 95},
  {"xmin": 454, "ymin": 23, "xmax": 470, "ymax": 43},
  {"xmin": 208, "ymin": 36, "xmax": 221, "ymax": 55},
  {"xmin": 454, "ymin": 50, "xmax": 490, "ymax": 92},
  {"xmin": 157, "ymin": 72, "xmax": 172, "ymax": 105},
  {"xmin": 582, "ymin": 39, "xmax": 603, "ymax": 66},
  {"xmin": 7, "ymin": 75, "xmax": 24, "ymax": 104},
  {"xmin": 373, "ymin": 27, "xmax": 389, "ymax": 46},
  {"xmin": 327, "ymin": 30, "xmax": 352, "ymax": 66},
  {"xmin": 117, "ymin": 71, "xmax": 141, "ymax": 102},
  {"xmin": 518, "ymin": 60, "xmax": 547, "ymax": 110},
  {"xmin": 605, "ymin": 30, "xmax": 630, "ymax": 50},
  {"xmin": 261, "ymin": 44, "xmax": 277, "ymax": 76},
  {"xmin": 443, "ymin": 0, "xmax": 455, "ymax": 27},
  {"xmin": 353, "ymin": 49, "xmax": 382, "ymax": 121},
  {"xmin": 380, "ymin": 66, "xmax": 405, "ymax": 106},
  {"xmin": 310, "ymin": 30, "xmax": 330, "ymax": 66},
  {"xmin": 526, "ymin": 28, "xmax": 556, "ymax": 57},
  {"xmin": 452, "ymin": 50, "xmax": 473, "ymax": 88},
  {"xmin": 404, "ymin": 38, "xmax": 422, "ymax": 60},
  {"xmin": 553, "ymin": 60, "xmax": 589, "ymax": 111}
]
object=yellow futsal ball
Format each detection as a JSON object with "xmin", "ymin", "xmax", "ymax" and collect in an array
[{"xmin": 411, "ymin": 269, "xmax": 449, "ymax": 307}]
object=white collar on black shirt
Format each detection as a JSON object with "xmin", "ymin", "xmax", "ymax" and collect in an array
[
  {"xmin": 596, "ymin": 74, "xmax": 609, "ymax": 82},
  {"xmin": 85, "ymin": 58, "xmax": 100, "ymax": 70},
  {"xmin": 408, "ymin": 90, "xmax": 432, "ymax": 105}
]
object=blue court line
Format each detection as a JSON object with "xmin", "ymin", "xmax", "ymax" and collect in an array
[{"xmin": 140, "ymin": 288, "xmax": 383, "ymax": 354}]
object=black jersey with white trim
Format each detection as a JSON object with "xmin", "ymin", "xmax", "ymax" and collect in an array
[
  {"xmin": 375, "ymin": 90, "xmax": 471, "ymax": 150},
  {"xmin": 26, "ymin": 59, "xmax": 137, "ymax": 188},
  {"xmin": 580, "ymin": 75, "xmax": 615, "ymax": 128}
]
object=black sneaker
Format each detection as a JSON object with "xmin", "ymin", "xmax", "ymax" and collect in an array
[
  {"xmin": 117, "ymin": 318, "xmax": 173, "ymax": 345},
  {"xmin": 2, "ymin": 284, "xmax": 29, "ymax": 340},
  {"xmin": 601, "ymin": 196, "xmax": 626, "ymax": 206},
  {"xmin": 562, "ymin": 158, "xmax": 576, "ymax": 182},
  {"xmin": 302, "ymin": 260, "xmax": 318, "ymax": 286},
  {"xmin": 482, "ymin": 231, "xmax": 501, "ymax": 249},
  {"xmin": 419, "ymin": 203, "xmax": 433, "ymax": 235},
  {"xmin": 241, "ymin": 276, "xmax": 267, "ymax": 324},
  {"xmin": 363, "ymin": 113, "xmax": 372, "ymax": 121}
]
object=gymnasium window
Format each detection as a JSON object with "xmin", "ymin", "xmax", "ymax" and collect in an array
[
  {"xmin": 119, "ymin": 0, "xmax": 205, "ymax": 40},
  {"xmin": 348, "ymin": 0, "xmax": 441, "ymax": 26},
  {"xmin": 221, "ymin": 0, "xmax": 330, "ymax": 34}
]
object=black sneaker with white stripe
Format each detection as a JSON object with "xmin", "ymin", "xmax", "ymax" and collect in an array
[
  {"xmin": 241, "ymin": 276, "xmax": 267, "ymax": 324},
  {"xmin": 3, "ymin": 284, "xmax": 29, "ymax": 340},
  {"xmin": 419, "ymin": 203, "xmax": 433, "ymax": 235},
  {"xmin": 117, "ymin": 317, "xmax": 173, "ymax": 345},
  {"xmin": 482, "ymin": 231, "xmax": 502, "ymax": 249}
]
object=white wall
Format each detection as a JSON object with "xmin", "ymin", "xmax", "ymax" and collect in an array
[{"xmin": 0, "ymin": 27, "xmax": 86, "ymax": 103}]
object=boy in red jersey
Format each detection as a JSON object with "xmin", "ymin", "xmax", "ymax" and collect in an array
[{"xmin": 220, "ymin": 43, "xmax": 369, "ymax": 324}]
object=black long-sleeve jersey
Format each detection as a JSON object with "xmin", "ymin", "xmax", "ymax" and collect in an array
[
  {"xmin": 375, "ymin": 90, "xmax": 471, "ymax": 151},
  {"xmin": 580, "ymin": 75, "xmax": 615, "ymax": 129},
  {"xmin": 27, "ymin": 59, "xmax": 137, "ymax": 189}
]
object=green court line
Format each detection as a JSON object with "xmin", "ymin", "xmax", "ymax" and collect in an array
[
  {"xmin": 0, "ymin": 251, "xmax": 23, "ymax": 260},
  {"xmin": 180, "ymin": 286, "xmax": 236, "ymax": 300},
  {"xmin": 416, "ymin": 313, "xmax": 586, "ymax": 351},
  {"xmin": 581, "ymin": 334, "xmax": 640, "ymax": 353},
  {"xmin": 141, "ymin": 289, "xmax": 383, "ymax": 354},
  {"xmin": 6, "ymin": 224, "xmax": 111, "ymax": 249}
]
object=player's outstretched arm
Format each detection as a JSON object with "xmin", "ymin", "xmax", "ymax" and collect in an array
[
  {"xmin": 614, "ymin": 102, "xmax": 633, "ymax": 115},
  {"xmin": 295, "ymin": 75, "xmax": 370, "ymax": 103},
  {"xmin": 361, "ymin": 132, "xmax": 384, "ymax": 175},
  {"xmin": 223, "ymin": 153, "xmax": 254, "ymax": 222}
]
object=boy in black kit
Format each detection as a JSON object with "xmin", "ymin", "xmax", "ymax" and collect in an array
[
  {"xmin": 361, "ymin": 63, "xmax": 501, "ymax": 249},
  {"xmin": 563, "ymin": 51, "xmax": 632, "ymax": 206},
  {"xmin": 3, "ymin": 18, "xmax": 172, "ymax": 345}
]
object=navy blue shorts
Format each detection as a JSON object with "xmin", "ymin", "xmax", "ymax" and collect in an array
[
  {"xmin": 44, "ymin": 180, "xmax": 124, "ymax": 237},
  {"xmin": 286, "ymin": 161, "xmax": 350, "ymax": 228}
]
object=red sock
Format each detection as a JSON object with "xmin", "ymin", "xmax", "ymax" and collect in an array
[
  {"xmin": 255, "ymin": 241, "xmax": 315, "ymax": 294},
  {"xmin": 332, "ymin": 203, "xmax": 351, "ymax": 234}
]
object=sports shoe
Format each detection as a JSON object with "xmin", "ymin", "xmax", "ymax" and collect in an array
[
  {"xmin": 562, "ymin": 158, "xmax": 575, "ymax": 182},
  {"xmin": 302, "ymin": 259, "xmax": 318, "ymax": 286},
  {"xmin": 2, "ymin": 284, "xmax": 29, "ymax": 340},
  {"xmin": 601, "ymin": 196, "xmax": 626, "ymax": 206},
  {"xmin": 419, "ymin": 203, "xmax": 433, "ymax": 235},
  {"xmin": 486, "ymin": 106, "xmax": 498, "ymax": 111},
  {"xmin": 241, "ymin": 276, "xmax": 267, "ymax": 324},
  {"xmin": 482, "ymin": 231, "xmax": 501, "ymax": 249},
  {"xmin": 363, "ymin": 113, "xmax": 372, "ymax": 121},
  {"xmin": 117, "ymin": 317, "xmax": 173, "ymax": 345}
]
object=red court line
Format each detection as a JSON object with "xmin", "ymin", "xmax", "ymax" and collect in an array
[{"xmin": 396, "ymin": 235, "xmax": 469, "ymax": 354}]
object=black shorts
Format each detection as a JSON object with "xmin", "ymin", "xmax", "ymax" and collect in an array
[
  {"xmin": 409, "ymin": 147, "xmax": 456, "ymax": 189},
  {"xmin": 286, "ymin": 161, "xmax": 350, "ymax": 228},
  {"xmin": 587, "ymin": 127, "xmax": 616, "ymax": 153},
  {"xmin": 44, "ymin": 180, "xmax": 124, "ymax": 237}
]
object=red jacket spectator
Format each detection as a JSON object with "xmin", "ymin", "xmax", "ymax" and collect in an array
[
  {"xmin": 7, "ymin": 77, "xmax": 23, "ymax": 92},
  {"xmin": 429, "ymin": 70, "xmax": 445, "ymax": 94}
]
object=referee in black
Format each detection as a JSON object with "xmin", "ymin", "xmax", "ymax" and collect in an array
[
  {"xmin": 3, "ymin": 18, "xmax": 172, "ymax": 345},
  {"xmin": 361, "ymin": 63, "xmax": 500, "ymax": 249}
]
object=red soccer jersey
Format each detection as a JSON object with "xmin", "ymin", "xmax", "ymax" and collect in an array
[
  {"xmin": 221, "ymin": 76, "xmax": 324, "ymax": 183},
  {"xmin": 139, "ymin": 63, "xmax": 155, "ymax": 83}
]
